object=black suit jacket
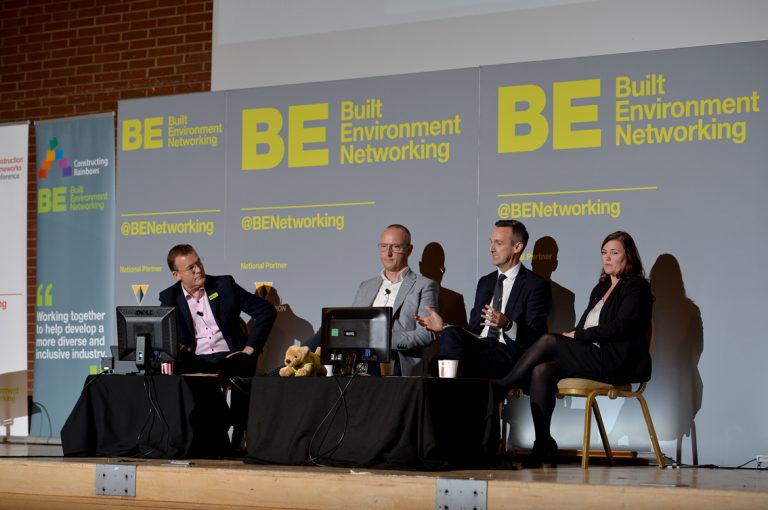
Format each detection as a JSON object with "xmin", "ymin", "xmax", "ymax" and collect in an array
[
  {"xmin": 159, "ymin": 274, "xmax": 277, "ymax": 355},
  {"xmin": 574, "ymin": 276, "xmax": 652, "ymax": 383},
  {"xmin": 467, "ymin": 265, "xmax": 551, "ymax": 349}
]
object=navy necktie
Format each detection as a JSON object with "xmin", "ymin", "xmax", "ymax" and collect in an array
[{"xmin": 488, "ymin": 273, "xmax": 506, "ymax": 339}]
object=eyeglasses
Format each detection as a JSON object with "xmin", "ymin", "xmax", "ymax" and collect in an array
[
  {"xmin": 377, "ymin": 243, "xmax": 409, "ymax": 254},
  {"xmin": 175, "ymin": 259, "xmax": 204, "ymax": 274}
]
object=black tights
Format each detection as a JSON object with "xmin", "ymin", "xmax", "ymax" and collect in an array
[{"xmin": 498, "ymin": 334, "xmax": 562, "ymax": 442}]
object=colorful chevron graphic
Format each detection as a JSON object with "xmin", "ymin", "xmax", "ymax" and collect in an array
[{"xmin": 38, "ymin": 137, "xmax": 72, "ymax": 179}]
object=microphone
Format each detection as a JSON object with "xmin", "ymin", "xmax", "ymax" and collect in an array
[
  {"xmin": 196, "ymin": 311, "xmax": 204, "ymax": 316},
  {"xmin": 384, "ymin": 289, "xmax": 391, "ymax": 295}
]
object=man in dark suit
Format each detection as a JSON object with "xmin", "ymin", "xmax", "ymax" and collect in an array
[
  {"xmin": 159, "ymin": 244, "xmax": 276, "ymax": 377},
  {"xmin": 417, "ymin": 220, "xmax": 551, "ymax": 378},
  {"xmin": 159, "ymin": 244, "xmax": 276, "ymax": 451}
]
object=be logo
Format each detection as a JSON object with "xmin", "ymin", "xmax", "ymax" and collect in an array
[
  {"xmin": 242, "ymin": 104, "xmax": 329, "ymax": 170},
  {"xmin": 121, "ymin": 118, "xmax": 164, "ymax": 151},
  {"xmin": 38, "ymin": 186, "xmax": 68, "ymax": 213},
  {"xmin": 497, "ymin": 78, "xmax": 602, "ymax": 152}
]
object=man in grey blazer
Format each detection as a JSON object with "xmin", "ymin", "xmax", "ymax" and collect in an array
[
  {"xmin": 351, "ymin": 224, "xmax": 439, "ymax": 376},
  {"xmin": 301, "ymin": 224, "xmax": 438, "ymax": 376}
]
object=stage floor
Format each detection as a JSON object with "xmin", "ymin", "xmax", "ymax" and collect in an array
[{"xmin": 0, "ymin": 442, "xmax": 767, "ymax": 509}]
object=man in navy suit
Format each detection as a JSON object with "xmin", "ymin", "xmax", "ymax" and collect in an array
[
  {"xmin": 159, "ymin": 244, "xmax": 276, "ymax": 451},
  {"xmin": 159, "ymin": 244, "xmax": 277, "ymax": 377},
  {"xmin": 417, "ymin": 220, "xmax": 551, "ymax": 378}
]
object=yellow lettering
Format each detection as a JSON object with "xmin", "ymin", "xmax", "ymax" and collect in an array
[
  {"xmin": 38, "ymin": 187, "xmax": 67, "ymax": 213},
  {"xmin": 615, "ymin": 76, "xmax": 631, "ymax": 99},
  {"xmin": 340, "ymin": 101, "xmax": 354, "ymax": 121},
  {"xmin": 143, "ymin": 117, "xmax": 164, "ymax": 149},
  {"xmin": 288, "ymin": 103, "xmax": 328, "ymax": 168},
  {"xmin": 242, "ymin": 108, "xmax": 285, "ymax": 170},
  {"xmin": 497, "ymin": 85, "xmax": 548, "ymax": 153},
  {"xmin": 553, "ymin": 79, "xmax": 601, "ymax": 150},
  {"xmin": 121, "ymin": 119, "xmax": 143, "ymax": 151}
]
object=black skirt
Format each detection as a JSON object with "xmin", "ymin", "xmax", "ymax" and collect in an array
[{"xmin": 554, "ymin": 333, "xmax": 604, "ymax": 380}]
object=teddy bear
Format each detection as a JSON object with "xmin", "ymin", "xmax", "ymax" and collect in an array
[{"xmin": 278, "ymin": 345, "xmax": 327, "ymax": 377}]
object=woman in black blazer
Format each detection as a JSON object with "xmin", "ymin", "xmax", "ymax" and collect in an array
[{"xmin": 494, "ymin": 231, "xmax": 652, "ymax": 467}]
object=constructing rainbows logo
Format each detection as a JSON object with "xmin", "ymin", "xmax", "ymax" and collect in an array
[{"xmin": 38, "ymin": 137, "xmax": 72, "ymax": 179}]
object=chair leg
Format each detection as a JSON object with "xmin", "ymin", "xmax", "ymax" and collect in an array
[
  {"xmin": 677, "ymin": 421, "xmax": 699, "ymax": 466},
  {"xmin": 636, "ymin": 395, "xmax": 665, "ymax": 468},
  {"xmin": 498, "ymin": 401, "xmax": 508, "ymax": 455},
  {"xmin": 591, "ymin": 399, "xmax": 613, "ymax": 465},
  {"xmin": 581, "ymin": 392, "xmax": 598, "ymax": 469},
  {"xmin": 690, "ymin": 420, "xmax": 698, "ymax": 466}
]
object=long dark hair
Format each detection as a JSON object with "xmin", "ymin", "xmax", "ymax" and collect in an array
[{"xmin": 599, "ymin": 231, "xmax": 645, "ymax": 282}]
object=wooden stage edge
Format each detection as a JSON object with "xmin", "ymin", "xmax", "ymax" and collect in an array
[{"xmin": 0, "ymin": 454, "xmax": 767, "ymax": 510}]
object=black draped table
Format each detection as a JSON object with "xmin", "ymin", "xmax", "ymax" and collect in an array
[
  {"xmin": 244, "ymin": 376, "xmax": 499, "ymax": 470},
  {"xmin": 61, "ymin": 374, "xmax": 231, "ymax": 458}
]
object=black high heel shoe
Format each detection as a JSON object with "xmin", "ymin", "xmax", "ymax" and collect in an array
[
  {"xmin": 490, "ymin": 379, "xmax": 510, "ymax": 404},
  {"xmin": 522, "ymin": 437, "xmax": 558, "ymax": 468}
]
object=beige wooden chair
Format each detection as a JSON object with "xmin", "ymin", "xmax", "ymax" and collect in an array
[{"xmin": 556, "ymin": 322, "xmax": 665, "ymax": 469}]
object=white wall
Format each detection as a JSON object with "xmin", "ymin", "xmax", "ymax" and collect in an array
[{"xmin": 213, "ymin": 0, "xmax": 768, "ymax": 90}]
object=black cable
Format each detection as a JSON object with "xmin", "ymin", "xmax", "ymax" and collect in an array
[
  {"xmin": 81, "ymin": 370, "xmax": 108, "ymax": 392},
  {"xmin": 308, "ymin": 370, "xmax": 356, "ymax": 465},
  {"xmin": 133, "ymin": 374, "xmax": 171, "ymax": 458},
  {"xmin": 306, "ymin": 370, "xmax": 353, "ymax": 465},
  {"xmin": 145, "ymin": 374, "xmax": 172, "ymax": 457},
  {"xmin": 735, "ymin": 457, "xmax": 760, "ymax": 469},
  {"xmin": 306, "ymin": 356, "xmax": 359, "ymax": 466},
  {"xmin": 670, "ymin": 455, "xmax": 767, "ymax": 470},
  {"xmin": 132, "ymin": 377, "xmax": 156, "ymax": 458},
  {"xmin": 31, "ymin": 401, "xmax": 53, "ymax": 438}
]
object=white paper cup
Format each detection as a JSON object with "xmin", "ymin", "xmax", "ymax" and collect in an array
[
  {"xmin": 324, "ymin": 364, "xmax": 334, "ymax": 377},
  {"xmin": 438, "ymin": 359, "xmax": 458, "ymax": 378},
  {"xmin": 379, "ymin": 361, "xmax": 394, "ymax": 376}
]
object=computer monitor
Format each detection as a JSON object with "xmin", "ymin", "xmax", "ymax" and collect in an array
[
  {"xmin": 116, "ymin": 306, "xmax": 178, "ymax": 374},
  {"xmin": 320, "ymin": 307, "xmax": 392, "ymax": 373}
]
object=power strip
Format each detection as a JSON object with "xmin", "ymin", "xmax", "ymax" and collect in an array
[{"xmin": 757, "ymin": 455, "xmax": 768, "ymax": 468}]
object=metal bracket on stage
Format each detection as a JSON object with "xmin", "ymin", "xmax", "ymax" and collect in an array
[
  {"xmin": 95, "ymin": 464, "xmax": 136, "ymax": 497},
  {"xmin": 436, "ymin": 478, "xmax": 487, "ymax": 510}
]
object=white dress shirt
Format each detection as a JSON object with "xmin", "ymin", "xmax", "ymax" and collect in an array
[{"xmin": 480, "ymin": 263, "xmax": 521, "ymax": 343}]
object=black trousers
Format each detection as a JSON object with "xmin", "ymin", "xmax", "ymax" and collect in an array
[
  {"xmin": 175, "ymin": 349, "xmax": 257, "ymax": 449},
  {"xmin": 437, "ymin": 327, "xmax": 525, "ymax": 379},
  {"xmin": 175, "ymin": 349, "xmax": 257, "ymax": 377}
]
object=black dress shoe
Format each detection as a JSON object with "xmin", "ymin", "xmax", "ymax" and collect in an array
[
  {"xmin": 493, "ymin": 452, "xmax": 521, "ymax": 470},
  {"xmin": 228, "ymin": 376, "xmax": 252, "ymax": 393},
  {"xmin": 522, "ymin": 437, "xmax": 558, "ymax": 468}
]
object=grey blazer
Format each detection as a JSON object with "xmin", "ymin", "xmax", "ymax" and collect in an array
[{"xmin": 352, "ymin": 268, "xmax": 438, "ymax": 376}]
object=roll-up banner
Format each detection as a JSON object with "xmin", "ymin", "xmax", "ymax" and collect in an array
[
  {"xmin": 33, "ymin": 114, "xmax": 115, "ymax": 437},
  {"xmin": 0, "ymin": 122, "xmax": 29, "ymax": 437}
]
